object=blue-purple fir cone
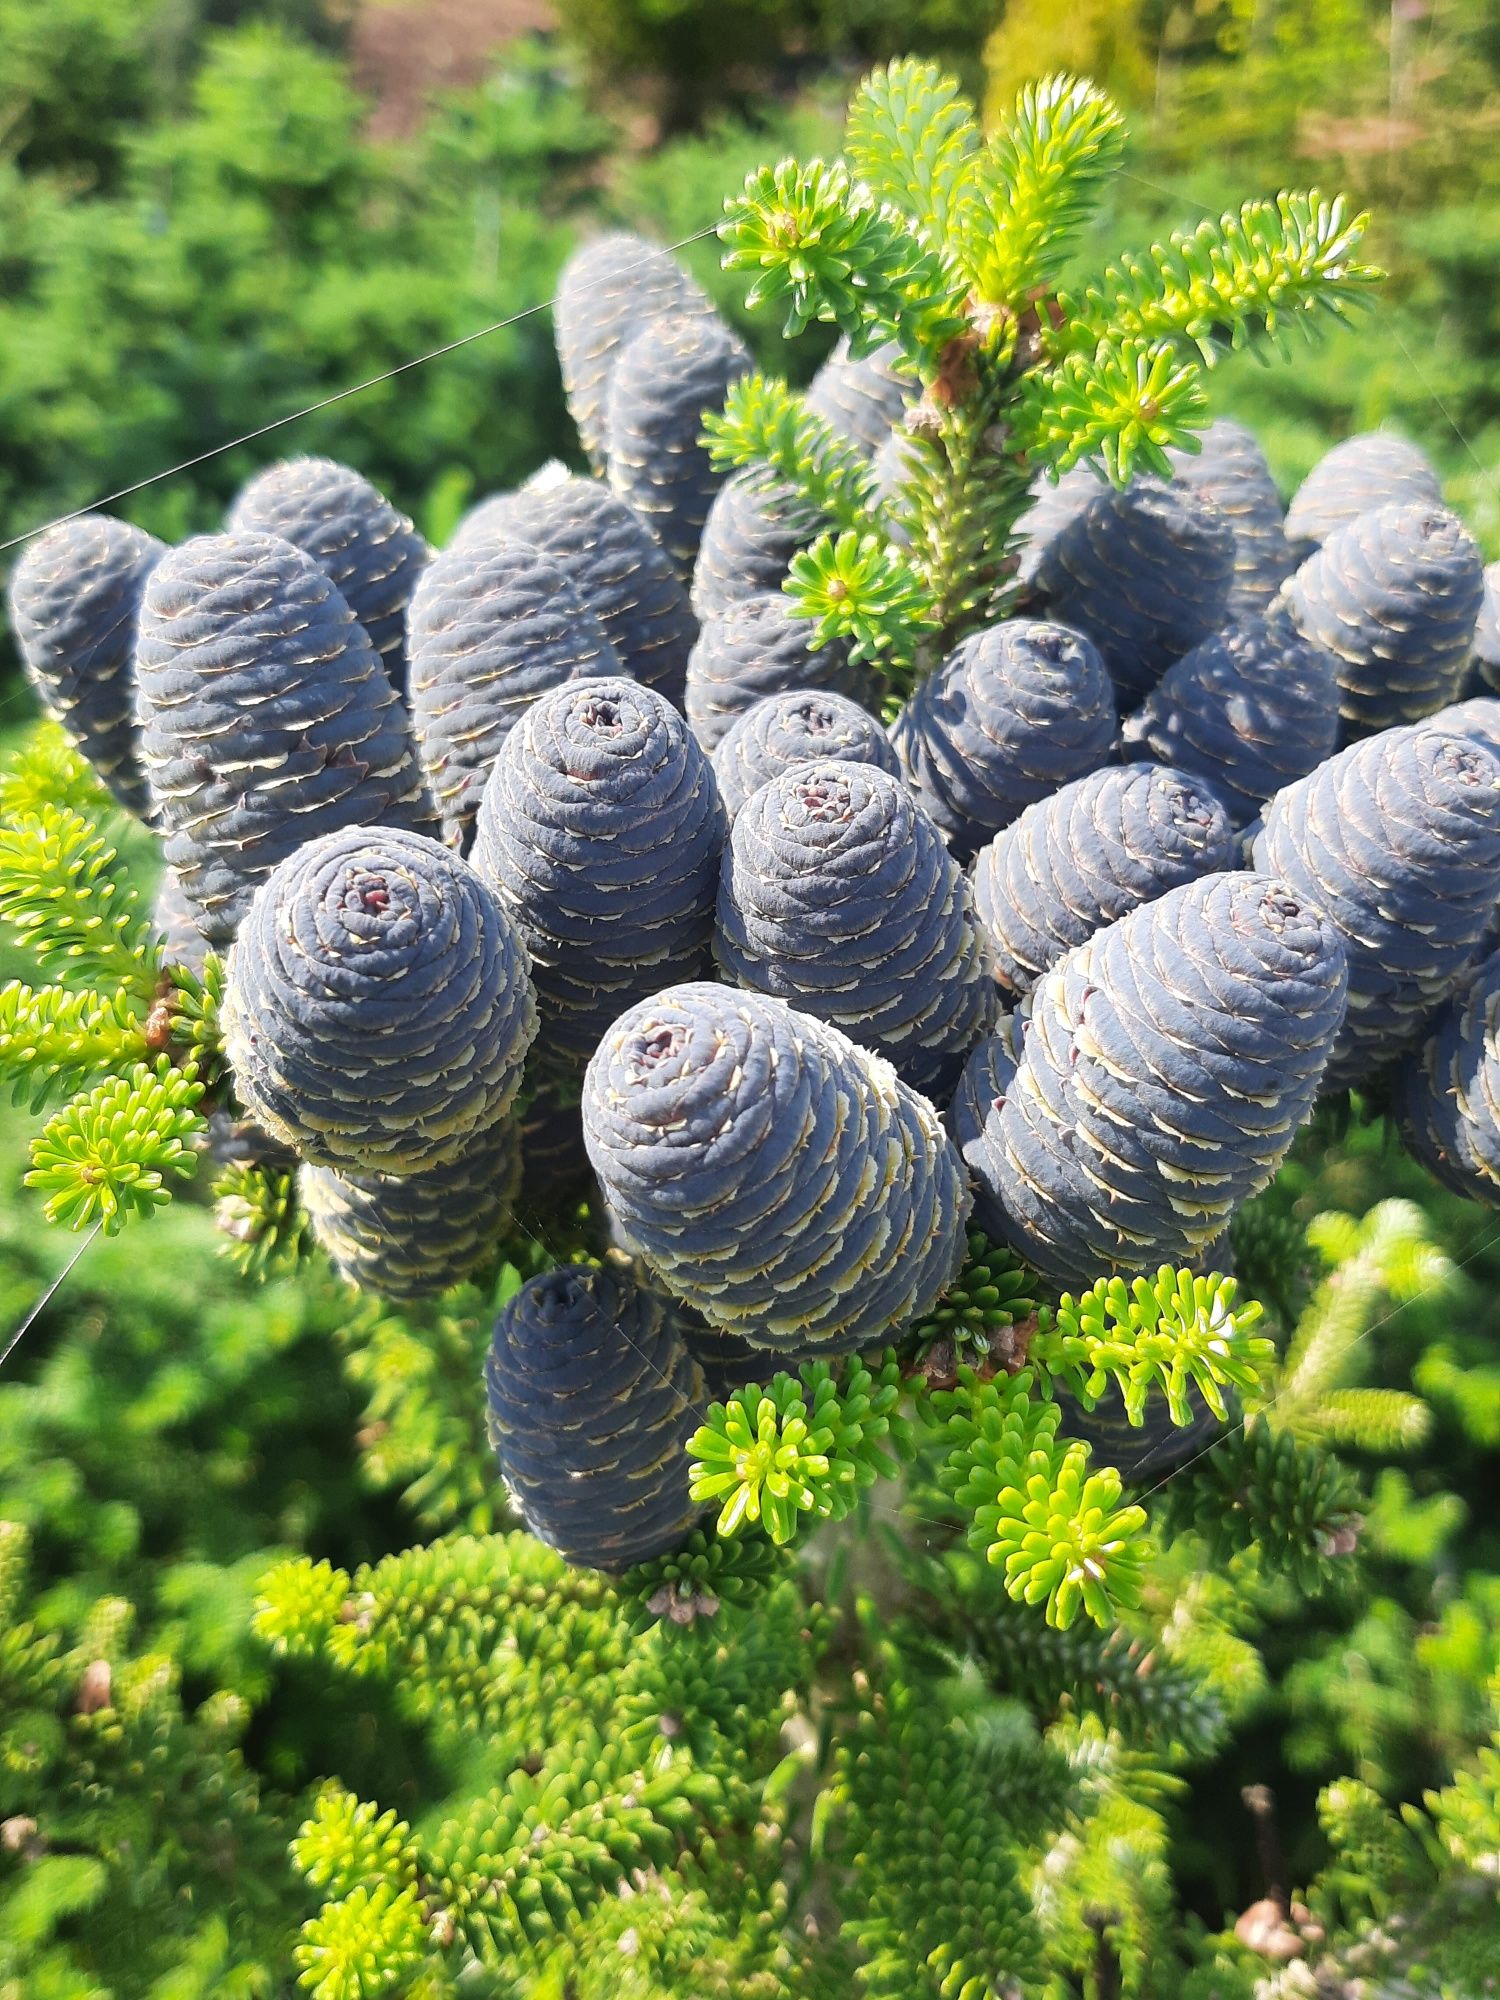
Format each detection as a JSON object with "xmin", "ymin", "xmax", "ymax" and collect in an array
[
  {"xmin": 582, "ymin": 982, "xmax": 971, "ymax": 1353},
  {"xmin": 1281, "ymin": 501, "xmax": 1485, "ymax": 736},
  {"xmin": 805, "ymin": 336, "xmax": 912, "ymax": 456},
  {"xmin": 227, "ymin": 457, "xmax": 429, "ymax": 698},
  {"xmin": 7, "ymin": 514, "xmax": 165, "ymax": 816},
  {"xmin": 406, "ymin": 536, "xmax": 624, "ymax": 850},
  {"xmin": 691, "ymin": 470, "xmax": 827, "ymax": 623},
  {"xmin": 1122, "ymin": 612, "xmax": 1341, "ymax": 824},
  {"xmin": 1283, "ymin": 431, "xmax": 1442, "ymax": 563},
  {"xmin": 971, "ymin": 762, "xmax": 1239, "ymax": 1002},
  {"xmin": 969, "ymin": 873, "xmax": 1348, "ymax": 1287},
  {"xmin": 152, "ymin": 866, "xmax": 212, "ymax": 982},
  {"xmin": 1471, "ymin": 562, "xmax": 1500, "ymax": 694},
  {"xmin": 471, "ymin": 678, "xmax": 726, "ymax": 1069},
  {"xmin": 712, "ymin": 688, "xmax": 899, "ymax": 819},
  {"xmin": 301, "ymin": 1114, "xmax": 522, "ymax": 1302},
  {"xmin": 715, "ymin": 758, "xmax": 997, "ymax": 1100},
  {"xmin": 1398, "ymin": 947, "xmax": 1500, "ymax": 1206},
  {"xmin": 890, "ymin": 618, "xmax": 1118, "ymax": 861},
  {"xmin": 1028, "ymin": 478, "xmax": 1236, "ymax": 706},
  {"xmin": 1251, "ymin": 723, "xmax": 1500, "ymax": 1086},
  {"xmin": 134, "ymin": 532, "xmax": 436, "ymax": 945},
  {"xmin": 484, "ymin": 1263, "xmax": 706, "ymax": 1570},
  {"xmin": 685, "ymin": 590, "xmax": 873, "ymax": 752},
  {"xmin": 554, "ymin": 232, "xmax": 713, "ymax": 475},
  {"xmin": 1167, "ymin": 419, "xmax": 1295, "ymax": 614},
  {"xmin": 222, "ymin": 823, "xmax": 537, "ymax": 1174},
  {"xmin": 605, "ymin": 312, "xmax": 752, "ymax": 583},
  {"xmin": 468, "ymin": 476, "xmax": 695, "ymax": 709}
]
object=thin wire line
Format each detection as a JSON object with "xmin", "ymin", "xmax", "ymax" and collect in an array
[
  {"xmin": 0, "ymin": 220, "xmax": 725, "ymax": 561},
  {"xmin": 0, "ymin": 1221, "xmax": 104, "ymax": 1372}
]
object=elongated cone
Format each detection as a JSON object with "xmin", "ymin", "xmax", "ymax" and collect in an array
[
  {"xmin": 1429, "ymin": 695, "xmax": 1500, "ymax": 760},
  {"xmin": 1470, "ymin": 562, "xmax": 1500, "ymax": 694},
  {"xmin": 474, "ymin": 476, "xmax": 695, "ymax": 708},
  {"xmin": 805, "ymin": 337, "xmax": 911, "ymax": 455},
  {"xmin": 7, "ymin": 514, "xmax": 165, "ymax": 815},
  {"xmin": 583, "ymin": 982, "xmax": 971, "ymax": 1354},
  {"xmin": 890, "ymin": 619, "xmax": 1118, "ymax": 861},
  {"xmin": 1281, "ymin": 501, "xmax": 1484, "ymax": 736},
  {"xmin": 228, "ymin": 457, "xmax": 429, "ymax": 697},
  {"xmin": 223, "ymin": 824, "xmax": 536, "ymax": 1174},
  {"xmin": 692, "ymin": 470, "xmax": 826, "ymax": 622},
  {"xmin": 962, "ymin": 873, "xmax": 1348, "ymax": 1287},
  {"xmin": 1168, "ymin": 419, "xmax": 1294, "ymax": 613},
  {"xmin": 152, "ymin": 865, "xmax": 211, "ymax": 981},
  {"xmin": 1399, "ymin": 947, "xmax": 1500, "ymax": 1205},
  {"xmin": 972, "ymin": 762, "xmax": 1238, "ymax": 1001},
  {"xmin": 134, "ymin": 532, "xmax": 434, "ymax": 945},
  {"xmin": 1252, "ymin": 724, "xmax": 1500, "ymax": 1085},
  {"xmin": 716, "ymin": 759, "xmax": 997, "ymax": 1098},
  {"xmin": 713, "ymin": 688, "xmax": 898, "ymax": 818},
  {"xmin": 406, "ymin": 537, "xmax": 623, "ymax": 850},
  {"xmin": 471, "ymin": 678, "xmax": 725, "ymax": 1069},
  {"xmin": 1283, "ymin": 430, "xmax": 1441, "ymax": 562},
  {"xmin": 685, "ymin": 591, "xmax": 872, "ymax": 752},
  {"xmin": 554, "ymin": 232, "xmax": 712, "ymax": 474},
  {"xmin": 1123, "ymin": 613, "xmax": 1340, "ymax": 823},
  {"xmin": 1029, "ymin": 478, "xmax": 1235, "ymax": 705},
  {"xmin": 605, "ymin": 313, "xmax": 751, "ymax": 582},
  {"xmin": 484, "ymin": 1263, "xmax": 705, "ymax": 1569},
  {"xmin": 301, "ymin": 1115, "xmax": 521, "ymax": 1303}
]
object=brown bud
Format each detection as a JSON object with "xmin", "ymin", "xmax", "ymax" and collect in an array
[{"xmin": 75, "ymin": 1659, "xmax": 112, "ymax": 1715}]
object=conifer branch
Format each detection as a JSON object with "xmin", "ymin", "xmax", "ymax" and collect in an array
[
  {"xmin": 0, "ymin": 806, "xmax": 160, "ymax": 1003},
  {"xmin": 0, "ymin": 721, "xmax": 111, "ymax": 823},
  {"xmin": 0, "ymin": 981, "xmax": 149, "ymax": 1112},
  {"xmin": 843, "ymin": 57, "xmax": 980, "ymax": 247},
  {"xmin": 1154, "ymin": 1423, "xmax": 1363, "ymax": 1595},
  {"xmin": 213, "ymin": 1161, "xmax": 309, "ymax": 1281},
  {"xmin": 1012, "ymin": 336, "xmax": 1210, "ymax": 483},
  {"xmin": 25, "ymin": 1057, "xmax": 205, "ymax": 1232},
  {"xmin": 702, "ymin": 373, "xmax": 877, "ymax": 526},
  {"xmin": 783, "ymin": 530, "xmax": 933, "ymax": 687}
]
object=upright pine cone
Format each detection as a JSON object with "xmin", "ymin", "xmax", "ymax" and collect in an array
[
  {"xmin": 805, "ymin": 336, "xmax": 912, "ymax": 455},
  {"xmin": 712, "ymin": 688, "xmax": 899, "ymax": 819},
  {"xmin": 1168, "ymin": 419, "xmax": 1295, "ymax": 614},
  {"xmin": 6, "ymin": 514, "xmax": 165, "ymax": 816},
  {"xmin": 582, "ymin": 982, "xmax": 971, "ymax": 1353},
  {"xmin": 890, "ymin": 619, "xmax": 1118, "ymax": 861},
  {"xmin": 301, "ymin": 1115, "xmax": 522, "ymax": 1302},
  {"xmin": 134, "ymin": 532, "xmax": 434, "ymax": 944},
  {"xmin": 553, "ymin": 231, "xmax": 711, "ymax": 474},
  {"xmin": 1283, "ymin": 431, "xmax": 1441, "ymax": 563},
  {"xmin": 406, "ymin": 537, "xmax": 622, "ymax": 850},
  {"xmin": 1281, "ymin": 501, "xmax": 1484, "ymax": 735},
  {"xmin": 223, "ymin": 824, "xmax": 536, "ymax": 1173},
  {"xmin": 962, "ymin": 874, "xmax": 1348, "ymax": 1286},
  {"xmin": 1027, "ymin": 478, "xmax": 1235, "ymax": 705},
  {"xmin": 227, "ymin": 457, "xmax": 429, "ymax": 697},
  {"xmin": 971, "ymin": 762, "xmax": 1239, "ymax": 1001},
  {"xmin": 473, "ymin": 477, "xmax": 695, "ymax": 709},
  {"xmin": 692, "ymin": 470, "xmax": 826, "ymax": 622},
  {"xmin": 605, "ymin": 313, "xmax": 752, "ymax": 582},
  {"xmin": 1251, "ymin": 724, "xmax": 1500, "ymax": 1085},
  {"xmin": 471, "ymin": 678, "xmax": 725, "ymax": 1069},
  {"xmin": 715, "ymin": 759, "xmax": 997, "ymax": 1098},
  {"xmin": 1398, "ymin": 947, "xmax": 1500, "ymax": 1206},
  {"xmin": 1122, "ymin": 613, "xmax": 1341, "ymax": 823},
  {"xmin": 685, "ymin": 591, "xmax": 872, "ymax": 752},
  {"xmin": 484, "ymin": 1264, "xmax": 705, "ymax": 1570}
]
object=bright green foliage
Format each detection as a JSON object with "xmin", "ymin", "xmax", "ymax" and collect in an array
[
  {"xmin": 1032, "ymin": 1268, "xmax": 1274, "ymax": 1427},
  {"xmin": 703, "ymin": 372, "xmax": 876, "ymax": 524},
  {"xmin": 825, "ymin": 1662, "xmax": 1046, "ymax": 1997},
  {"xmin": 214, "ymin": 1161, "xmax": 309, "ymax": 1282},
  {"xmin": 622, "ymin": 1527, "xmax": 783, "ymax": 1631},
  {"xmin": 716, "ymin": 59, "xmax": 1377, "ymax": 682},
  {"xmin": 25, "ymin": 1055, "xmax": 205, "ymax": 1231},
  {"xmin": 0, "ymin": 723, "xmax": 107, "ymax": 825},
  {"xmin": 0, "ymin": 980, "xmax": 148, "ymax": 1113},
  {"xmin": 688, "ymin": 1353, "xmax": 911, "ymax": 1544},
  {"xmin": 295, "ymin": 1879, "xmax": 432, "ymax": 2000},
  {"xmin": 906, "ymin": 1229, "xmax": 1038, "ymax": 1369},
  {"xmin": 926, "ymin": 1370, "xmax": 1149, "ymax": 1627},
  {"xmin": 0, "ymin": 804, "xmax": 160, "ymax": 1004}
]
